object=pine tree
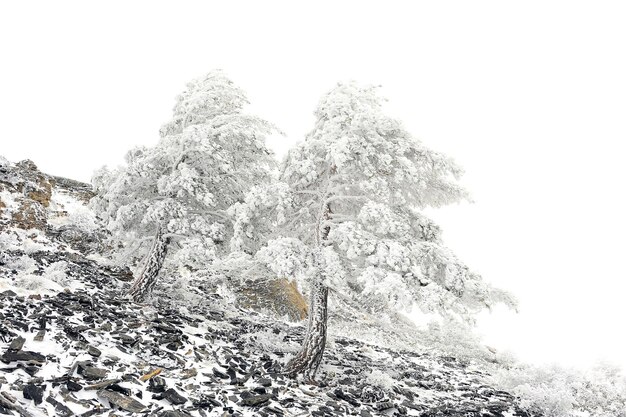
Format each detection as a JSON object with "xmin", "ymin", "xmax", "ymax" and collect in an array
[
  {"xmin": 91, "ymin": 70, "xmax": 277, "ymax": 301},
  {"xmin": 231, "ymin": 82, "xmax": 515, "ymax": 379}
]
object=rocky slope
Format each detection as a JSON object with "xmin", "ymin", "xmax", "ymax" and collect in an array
[{"xmin": 0, "ymin": 159, "xmax": 540, "ymax": 417}]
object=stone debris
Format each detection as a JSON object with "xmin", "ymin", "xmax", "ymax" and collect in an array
[{"xmin": 0, "ymin": 276, "xmax": 539, "ymax": 417}]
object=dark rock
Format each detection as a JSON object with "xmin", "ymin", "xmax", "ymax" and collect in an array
[
  {"xmin": 66, "ymin": 380, "xmax": 83, "ymax": 392},
  {"xmin": 263, "ymin": 406, "xmax": 284, "ymax": 415},
  {"xmin": 148, "ymin": 376, "xmax": 167, "ymax": 393},
  {"xmin": 334, "ymin": 388, "xmax": 359, "ymax": 406},
  {"xmin": 107, "ymin": 384, "xmax": 131, "ymax": 396},
  {"xmin": 226, "ymin": 366, "xmax": 237, "ymax": 381},
  {"xmin": 193, "ymin": 394, "xmax": 221, "ymax": 408},
  {"xmin": 46, "ymin": 395, "xmax": 74, "ymax": 417},
  {"xmin": 239, "ymin": 393, "xmax": 272, "ymax": 406},
  {"xmin": 359, "ymin": 385, "xmax": 386, "ymax": 403},
  {"xmin": 160, "ymin": 411, "xmax": 192, "ymax": 417},
  {"xmin": 22, "ymin": 384, "xmax": 44, "ymax": 404},
  {"xmin": 163, "ymin": 388, "xmax": 187, "ymax": 405},
  {"xmin": 258, "ymin": 377, "xmax": 272, "ymax": 387},
  {"xmin": 87, "ymin": 345, "xmax": 101, "ymax": 357},
  {"xmin": 1, "ymin": 350, "xmax": 46, "ymax": 364},
  {"xmin": 374, "ymin": 400, "xmax": 394, "ymax": 411},
  {"xmin": 82, "ymin": 366, "xmax": 108, "ymax": 380}
]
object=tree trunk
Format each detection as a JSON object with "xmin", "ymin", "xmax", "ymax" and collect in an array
[
  {"xmin": 285, "ymin": 200, "xmax": 332, "ymax": 380},
  {"xmin": 128, "ymin": 226, "xmax": 169, "ymax": 302},
  {"xmin": 284, "ymin": 274, "xmax": 329, "ymax": 380}
]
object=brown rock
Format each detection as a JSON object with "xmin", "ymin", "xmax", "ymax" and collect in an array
[
  {"xmin": 16, "ymin": 159, "xmax": 54, "ymax": 208},
  {"xmin": 12, "ymin": 198, "xmax": 47, "ymax": 230},
  {"xmin": 237, "ymin": 278, "xmax": 308, "ymax": 321}
]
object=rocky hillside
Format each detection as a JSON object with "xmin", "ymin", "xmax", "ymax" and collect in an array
[{"xmin": 0, "ymin": 159, "xmax": 539, "ymax": 417}]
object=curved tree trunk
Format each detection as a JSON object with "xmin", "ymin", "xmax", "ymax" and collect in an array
[
  {"xmin": 285, "ymin": 200, "xmax": 332, "ymax": 380},
  {"xmin": 284, "ymin": 277, "xmax": 329, "ymax": 380},
  {"xmin": 128, "ymin": 226, "xmax": 169, "ymax": 302}
]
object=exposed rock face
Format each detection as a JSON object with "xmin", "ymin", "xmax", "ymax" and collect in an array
[
  {"xmin": 237, "ymin": 278, "xmax": 309, "ymax": 321},
  {"xmin": 12, "ymin": 198, "xmax": 48, "ymax": 230},
  {"xmin": 0, "ymin": 159, "xmax": 53, "ymax": 230},
  {"xmin": 0, "ymin": 159, "xmax": 95, "ymax": 226},
  {"xmin": 0, "ymin": 158, "xmax": 105, "ymax": 254},
  {"xmin": 50, "ymin": 175, "xmax": 95, "ymax": 204},
  {"xmin": 14, "ymin": 160, "xmax": 54, "ymax": 208}
]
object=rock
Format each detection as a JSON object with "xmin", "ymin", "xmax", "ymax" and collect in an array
[
  {"xmin": 87, "ymin": 345, "xmax": 102, "ymax": 357},
  {"xmin": 334, "ymin": 388, "xmax": 359, "ymax": 406},
  {"xmin": 85, "ymin": 379, "xmax": 121, "ymax": 390},
  {"xmin": 51, "ymin": 224, "xmax": 105, "ymax": 254},
  {"xmin": 213, "ymin": 368, "xmax": 228, "ymax": 379},
  {"xmin": 22, "ymin": 384, "xmax": 44, "ymax": 404},
  {"xmin": 66, "ymin": 380, "xmax": 83, "ymax": 392},
  {"xmin": 193, "ymin": 394, "xmax": 221, "ymax": 408},
  {"xmin": 148, "ymin": 376, "xmax": 167, "ymax": 393},
  {"xmin": 373, "ymin": 400, "xmax": 394, "ymax": 411},
  {"xmin": 181, "ymin": 367, "xmax": 197, "ymax": 379},
  {"xmin": 239, "ymin": 393, "xmax": 272, "ymax": 406},
  {"xmin": 1, "ymin": 350, "xmax": 46, "ymax": 364},
  {"xmin": 50, "ymin": 175, "xmax": 95, "ymax": 203},
  {"xmin": 46, "ymin": 394, "xmax": 74, "ymax": 417},
  {"xmin": 12, "ymin": 199, "xmax": 47, "ymax": 230},
  {"xmin": 8, "ymin": 336, "xmax": 25, "ymax": 351},
  {"xmin": 258, "ymin": 378, "xmax": 272, "ymax": 387},
  {"xmin": 162, "ymin": 388, "xmax": 187, "ymax": 405},
  {"xmin": 108, "ymin": 384, "xmax": 132, "ymax": 396},
  {"xmin": 82, "ymin": 366, "xmax": 109, "ymax": 380},
  {"xmin": 99, "ymin": 389, "xmax": 146, "ymax": 413},
  {"xmin": 160, "ymin": 411, "xmax": 191, "ymax": 417}
]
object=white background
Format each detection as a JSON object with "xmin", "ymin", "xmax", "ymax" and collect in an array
[{"xmin": 1, "ymin": 1, "xmax": 625, "ymax": 369}]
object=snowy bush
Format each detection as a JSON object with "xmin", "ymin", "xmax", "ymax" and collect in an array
[
  {"xmin": 245, "ymin": 328, "xmax": 297, "ymax": 354},
  {"xmin": 365, "ymin": 368, "xmax": 396, "ymax": 390},
  {"xmin": 492, "ymin": 362, "xmax": 626, "ymax": 417},
  {"xmin": 11, "ymin": 260, "xmax": 69, "ymax": 292},
  {"xmin": 43, "ymin": 261, "xmax": 70, "ymax": 287}
]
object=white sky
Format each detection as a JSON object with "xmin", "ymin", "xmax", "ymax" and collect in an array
[{"xmin": 1, "ymin": 1, "xmax": 625, "ymax": 370}]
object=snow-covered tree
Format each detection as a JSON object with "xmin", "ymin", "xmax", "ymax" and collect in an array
[
  {"xmin": 91, "ymin": 70, "xmax": 277, "ymax": 301},
  {"xmin": 231, "ymin": 82, "xmax": 515, "ymax": 379}
]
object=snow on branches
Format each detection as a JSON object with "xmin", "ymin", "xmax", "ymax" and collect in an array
[
  {"xmin": 232, "ymin": 81, "xmax": 515, "ymax": 322},
  {"xmin": 91, "ymin": 70, "xmax": 277, "ymax": 280}
]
